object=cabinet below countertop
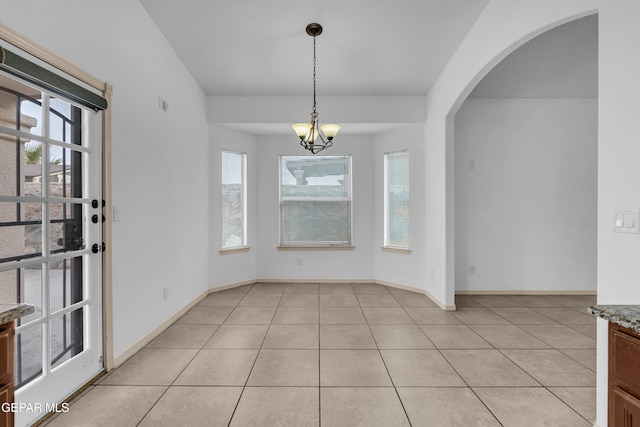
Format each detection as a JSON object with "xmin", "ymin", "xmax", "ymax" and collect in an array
[
  {"xmin": 0, "ymin": 321, "xmax": 15, "ymax": 427},
  {"xmin": 0, "ymin": 303, "xmax": 35, "ymax": 427}
]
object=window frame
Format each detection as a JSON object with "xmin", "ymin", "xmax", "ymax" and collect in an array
[
  {"xmin": 383, "ymin": 149, "xmax": 410, "ymax": 250},
  {"xmin": 279, "ymin": 154, "xmax": 353, "ymax": 247},
  {"xmin": 220, "ymin": 149, "xmax": 247, "ymax": 251}
]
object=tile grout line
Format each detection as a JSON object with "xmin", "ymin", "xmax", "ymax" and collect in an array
[
  {"xmin": 47, "ymin": 287, "xmax": 596, "ymax": 426},
  {"xmin": 546, "ymin": 387, "xmax": 596, "ymax": 425},
  {"xmin": 134, "ymin": 285, "xmax": 253, "ymax": 426},
  {"xmin": 226, "ymin": 283, "xmax": 284, "ymax": 427},
  {"xmin": 318, "ymin": 283, "xmax": 322, "ymax": 427},
  {"xmin": 459, "ymin": 295, "xmax": 596, "ymax": 424},
  {"xmin": 457, "ymin": 300, "xmax": 553, "ymax": 421},
  {"xmin": 486, "ymin": 310, "xmax": 596, "ymax": 425},
  {"xmin": 394, "ymin": 292, "xmax": 506, "ymax": 427},
  {"xmin": 358, "ymin": 287, "xmax": 413, "ymax": 427},
  {"xmin": 481, "ymin": 305, "xmax": 598, "ymax": 373}
]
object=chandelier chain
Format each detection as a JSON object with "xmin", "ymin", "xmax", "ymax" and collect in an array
[
  {"xmin": 292, "ymin": 23, "xmax": 340, "ymax": 154},
  {"xmin": 312, "ymin": 34, "xmax": 317, "ymax": 113}
]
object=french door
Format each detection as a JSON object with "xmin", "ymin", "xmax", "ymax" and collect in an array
[{"xmin": 0, "ymin": 67, "xmax": 103, "ymax": 426}]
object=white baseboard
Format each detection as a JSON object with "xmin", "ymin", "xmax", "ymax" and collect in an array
[
  {"xmin": 112, "ymin": 279, "xmax": 266, "ymax": 368},
  {"xmin": 376, "ymin": 279, "xmax": 456, "ymax": 311},
  {"xmin": 112, "ymin": 288, "xmax": 210, "ymax": 368},
  {"xmin": 455, "ymin": 289, "xmax": 597, "ymax": 296},
  {"xmin": 255, "ymin": 278, "xmax": 376, "ymax": 284},
  {"xmin": 209, "ymin": 279, "xmax": 256, "ymax": 292},
  {"xmin": 227, "ymin": 278, "xmax": 459, "ymax": 310},
  {"xmin": 117, "ymin": 280, "xmax": 591, "ymax": 368}
]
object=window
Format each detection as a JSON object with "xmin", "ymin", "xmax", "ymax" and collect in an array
[
  {"xmin": 384, "ymin": 150, "xmax": 409, "ymax": 248},
  {"xmin": 221, "ymin": 150, "xmax": 247, "ymax": 249},
  {"xmin": 280, "ymin": 155, "xmax": 352, "ymax": 246}
]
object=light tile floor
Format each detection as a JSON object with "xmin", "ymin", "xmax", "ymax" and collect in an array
[{"xmin": 43, "ymin": 284, "xmax": 597, "ymax": 427}]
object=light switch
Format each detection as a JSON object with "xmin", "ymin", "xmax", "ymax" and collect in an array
[
  {"xmin": 613, "ymin": 209, "xmax": 640, "ymax": 234},
  {"xmin": 615, "ymin": 213, "xmax": 624, "ymax": 227},
  {"xmin": 624, "ymin": 213, "xmax": 635, "ymax": 228}
]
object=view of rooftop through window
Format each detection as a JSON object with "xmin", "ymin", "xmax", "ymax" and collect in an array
[{"xmin": 280, "ymin": 155, "xmax": 352, "ymax": 246}]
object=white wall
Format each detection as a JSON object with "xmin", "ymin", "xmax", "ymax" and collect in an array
[
  {"xmin": 373, "ymin": 126, "xmax": 429, "ymax": 292},
  {"xmin": 208, "ymin": 96, "xmax": 426, "ymax": 127},
  {"xmin": 208, "ymin": 95, "xmax": 425, "ymax": 284},
  {"xmin": 596, "ymin": 2, "xmax": 640, "ymax": 426},
  {"xmin": 209, "ymin": 126, "xmax": 258, "ymax": 287},
  {"xmin": 1, "ymin": 0, "xmax": 210, "ymax": 359},
  {"xmin": 455, "ymin": 98, "xmax": 597, "ymax": 292},
  {"xmin": 255, "ymin": 135, "xmax": 375, "ymax": 281}
]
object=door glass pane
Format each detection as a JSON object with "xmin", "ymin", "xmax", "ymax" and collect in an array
[
  {"xmin": 51, "ymin": 307, "xmax": 84, "ymax": 370},
  {"xmin": 50, "ymin": 203, "xmax": 85, "ymax": 253},
  {"xmin": 50, "ymin": 146, "xmax": 82, "ymax": 199},
  {"xmin": 21, "ymin": 265, "xmax": 44, "ymax": 325},
  {"xmin": 48, "ymin": 96, "xmax": 79, "ymax": 145},
  {"xmin": 50, "ymin": 256, "xmax": 83, "ymax": 313},
  {"xmin": 0, "ymin": 133, "xmax": 19, "ymax": 197},
  {"xmin": 0, "ymin": 134, "xmax": 44, "ymax": 198},
  {"xmin": 23, "ymin": 139, "xmax": 44, "ymax": 199},
  {"xmin": 15, "ymin": 324, "xmax": 44, "ymax": 389},
  {"xmin": 0, "ymin": 224, "xmax": 42, "ymax": 261},
  {"xmin": 0, "ymin": 265, "xmax": 43, "ymax": 325},
  {"xmin": 20, "ymin": 97, "xmax": 43, "ymax": 137},
  {"xmin": 0, "ymin": 202, "xmax": 43, "ymax": 262}
]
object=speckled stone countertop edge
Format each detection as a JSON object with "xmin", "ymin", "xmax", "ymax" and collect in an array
[
  {"xmin": 589, "ymin": 305, "xmax": 640, "ymax": 334},
  {"xmin": 0, "ymin": 303, "xmax": 35, "ymax": 325}
]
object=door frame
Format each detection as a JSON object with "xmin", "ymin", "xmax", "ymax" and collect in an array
[{"xmin": 0, "ymin": 23, "xmax": 114, "ymax": 372}]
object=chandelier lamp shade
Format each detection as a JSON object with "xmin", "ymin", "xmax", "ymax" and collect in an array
[{"xmin": 292, "ymin": 23, "xmax": 341, "ymax": 154}]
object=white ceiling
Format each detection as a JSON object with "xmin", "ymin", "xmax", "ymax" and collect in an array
[
  {"xmin": 139, "ymin": 1, "xmax": 597, "ymax": 100},
  {"xmin": 139, "ymin": 0, "xmax": 490, "ymax": 96}
]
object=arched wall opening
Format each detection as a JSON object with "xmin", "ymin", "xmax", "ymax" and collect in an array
[
  {"xmin": 453, "ymin": 15, "xmax": 598, "ymax": 296},
  {"xmin": 420, "ymin": 1, "xmax": 598, "ymax": 309}
]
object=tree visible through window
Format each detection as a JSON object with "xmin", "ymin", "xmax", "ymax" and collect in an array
[
  {"xmin": 280, "ymin": 155, "xmax": 352, "ymax": 246},
  {"xmin": 385, "ymin": 150, "xmax": 409, "ymax": 248},
  {"xmin": 221, "ymin": 151, "xmax": 246, "ymax": 249}
]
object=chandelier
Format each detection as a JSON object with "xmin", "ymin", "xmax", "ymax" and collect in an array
[{"xmin": 291, "ymin": 23, "xmax": 341, "ymax": 154}]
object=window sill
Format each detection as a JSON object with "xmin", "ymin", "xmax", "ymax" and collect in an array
[
  {"xmin": 219, "ymin": 246, "xmax": 251, "ymax": 255},
  {"xmin": 277, "ymin": 245, "xmax": 356, "ymax": 251},
  {"xmin": 381, "ymin": 246, "xmax": 412, "ymax": 254}
]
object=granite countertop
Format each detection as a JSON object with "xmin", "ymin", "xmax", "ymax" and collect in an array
[
  {"xmin": 589, "ymin": 305, "xmax": 640, "ymax": 334},
  {"xmin": 0, "ymin": 303, "xmax": 35, "ymax": 325}
]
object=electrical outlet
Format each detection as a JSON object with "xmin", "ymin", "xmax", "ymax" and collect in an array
[
  {"xmin": 296, "ymin": 258, "xmax": 303, "ymax": 266},
  {"xmin": 468, "ymin": 265, "xmax": 476, "ymax": 275},
  {"xmin": 163, "ymin": 288, "xmax": 169, "ymax": 300}
]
